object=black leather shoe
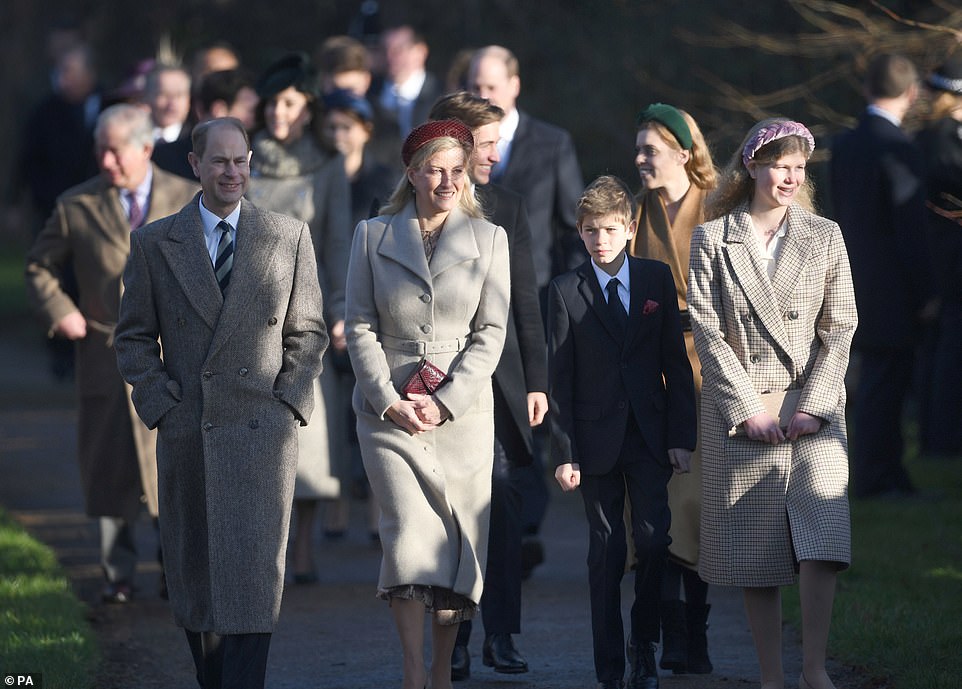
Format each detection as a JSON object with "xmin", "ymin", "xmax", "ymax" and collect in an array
[
  {"xmin": 597, "ymin": 681, "xmax": 625, "ymax": 689},
  {"xmin": 627, "ymin": 638, "xmax": 659, "ymax": 689},
  {"xmin": 482, "ymin": 633, "xmax": 528, "ymax": 673},
  {"xmin": 451, "ymin": 643, "xmax": 470, "ymax": 681}
]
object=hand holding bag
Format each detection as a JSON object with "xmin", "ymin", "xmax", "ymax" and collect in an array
[
  {"xmin": 729, "ymin": 389, "xmax": 802, "ymax": 438},
  {"xmin": 400, "ymin": 358, "xmax": 450, "ymax": 399}
]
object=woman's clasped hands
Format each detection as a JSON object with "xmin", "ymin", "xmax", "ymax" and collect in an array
[
  {"xmin": 386, "ymin": 393, "xmax": 451, "ymax": 435},
  {"xmin": 741, "ymin": 410, "xmax": 822, "ymax": 444}
]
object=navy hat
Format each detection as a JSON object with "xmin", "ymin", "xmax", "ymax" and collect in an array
[
  {"xmin": 256, "ymin": 52, "xmax": 318, "ymax": 100},
  {"xmin": 927, "ymin": 53, "xmax": 962, "ymax": 95},
  {"xmin": 322, "ymin": 88, "xmax": 374, "ymax": 123}
]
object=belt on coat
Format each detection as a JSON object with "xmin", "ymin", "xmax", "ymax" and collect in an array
[
  {"xmin": 378, "ymin": 333, "xmax": 466, "ymax": 356},
  {"xmin": 679, "ymin": 309, "xmax": 692, "ymax": 333}
]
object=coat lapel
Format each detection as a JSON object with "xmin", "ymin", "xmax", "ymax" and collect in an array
[
  {"xmin": 576, "ymin": 260, "xmax": 624, "ymax": 345},
  {"xmin": 429, "ymin": 208, "xmax": 480, "ymax": 278},
  {"xmin": 158, "ymin": 197, "xmax": 222, "ymax": 330},
  {"xmin": 87, "ymin": 182, "xmax": 131, "ymax": 254},
  {"xmin": 770, "ymin": 204, "xmax": 813, "ymax": 314},
  {"xmin": 376, "ymin": 202, "xmax": 433, "ymax": 287},
  {"xmin": 623, "ymin": 257, "xmax": 651, "ymax": 349},
  {"xmin": 721, "ymin": 207, "xmax": 794, "ymax": 359}
]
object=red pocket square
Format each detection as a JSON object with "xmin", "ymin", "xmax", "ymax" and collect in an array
[{"xmin": 642, "ymin": 299, "xmax": 660, "ymax": 315}]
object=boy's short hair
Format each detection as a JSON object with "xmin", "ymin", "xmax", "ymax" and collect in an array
[{"xmin": 576, "ymin": 175, "xmax": 636, "ymax": 227}]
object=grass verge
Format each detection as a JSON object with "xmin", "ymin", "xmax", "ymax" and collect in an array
[
  {"xmin": 0, "ymin": 508, "xmax": 98, "ymax": 689},
  {"xmin": 782, "ymin": 451, "xmax": 962, "ymax": 689}
]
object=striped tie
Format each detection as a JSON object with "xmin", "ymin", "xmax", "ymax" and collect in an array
[{"xmin": 214, "ymin": 220, "xmax": 233, "ymax": 293}]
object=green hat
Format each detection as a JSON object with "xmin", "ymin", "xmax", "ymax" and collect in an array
[{"xmin": 636, "ymin": 103, "xmax": 693, "ymax": 151}]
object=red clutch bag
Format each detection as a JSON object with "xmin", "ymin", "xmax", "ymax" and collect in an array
[{"xmin": 400, "ymin": 358, "xmax": 450, "ymax": 398}]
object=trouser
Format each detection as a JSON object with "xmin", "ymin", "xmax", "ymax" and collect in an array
[
  {"xmin": 185, "ymin": 630, "xmax": 272, "ymax": 689},
  {"xmin": 100, "ymin": 516, "xmax": 137, "ymax": 584}
]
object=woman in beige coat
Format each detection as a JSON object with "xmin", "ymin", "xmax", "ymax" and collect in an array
[
  {"xmin": 688, "ymin": 119, "xmax": 856, "ymax": 689},
  {"xmin": 346, "ymin": 120, "xmax": 510, "ymax": 689},
  {"xmin": 628, "ymin": 103, "xmax": 717, "ymax": 674}
]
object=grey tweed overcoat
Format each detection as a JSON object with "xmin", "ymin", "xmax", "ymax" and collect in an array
[
  {"xmin": 115, "ymin": 195, "xmax": 328, "ymax": 633},
  {"xmin": 346, "ymin": 202, "xmax": 510, "ymax": 606},
  {"xmin": 688, "ymin": 203, "xmax": 857, "ymax": 587}
]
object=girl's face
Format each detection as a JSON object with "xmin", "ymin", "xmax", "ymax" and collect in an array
[
  {"xmin": 265, "ymin": 87, "xmax": 312, "ymax": 144},
  {"xmin": 322, "ymin": 110, "xmax": 370, "ymax": 158},
  {"xmin": 634, "ymin": 127, "xmax": 690, "ymax": 191},
  {"xmin": 407, "ymin": 146, "xmax": 467, "ymax": 217},
  {"xmin": 749, "ymin": 151, "xmax": 807, "ymax": 211}
]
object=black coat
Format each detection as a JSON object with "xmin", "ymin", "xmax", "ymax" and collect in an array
[
  {"xmin": 152, "ymin": 136, "xmax": 195, "ymax": 181},
  {"xmin": 830, "ymin": 112, "xmax": 933, "ymax": 348},
  {"xmin": 478, "ymin": 184, "xmax": 548, "ymax": 464}
]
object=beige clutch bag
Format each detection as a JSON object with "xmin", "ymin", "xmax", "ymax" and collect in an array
[{"xmin": 729, "ymin": 389, "xmax": 802, "ymax": 438}]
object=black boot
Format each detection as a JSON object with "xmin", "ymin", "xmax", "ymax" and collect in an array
[
  {"xmin": 685, "ymin": 603, "xmax": 713, "ymax": 674},
  {"xmin": 626, "ymin": 636, "xmax": 659, "ymax": 689},
  {"xmin": 658, "ymin": 600, "xmax": 687, "ymax": 673}
]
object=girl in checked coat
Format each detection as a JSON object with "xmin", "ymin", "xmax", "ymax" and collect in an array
[
  {"xmin": 687, "ymin": 119, "xmax": 857, "ymax": 689},
  {"xmin": 346, "ymin": 119, "xmax": 510, "ymax": 689}
]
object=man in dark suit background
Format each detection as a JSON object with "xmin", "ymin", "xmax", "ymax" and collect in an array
[
  {"xmin": 550, "ymin": 176, "xmax": 695, "ymax": 689},
  {"xmin": 467, "ymin": 44, "xmax": 587, "ymax": 574},
  {"xmin": 115, "ymin": 118, "xmax": 327, "ymax": 689},
  {"xmin": 25, "ymin": 104, "xmax": 198, "ymax": 604},
  {"xmin": 830, "ymin": 53, "xmax": 935, "ymax": 498},
  {"xmin": 429, "ymin": 92, "xmax": 549, "ymax": 680}
]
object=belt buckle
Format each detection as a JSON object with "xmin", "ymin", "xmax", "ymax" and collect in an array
[{"xmin": 416, "ymin": 341, "xmax": 426, "ymax": 356}]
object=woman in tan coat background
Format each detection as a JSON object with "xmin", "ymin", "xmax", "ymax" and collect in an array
[
  {"xmin": 346, "ymin": 119, "xmax": 510, "ymax": 689},
  {"xmin": 628, "ymin": 102, "xmax": 717, "ymax": 675},
  {"xmin": 688, "ymin": 119, "xmax": 857, "ymax": 689}
]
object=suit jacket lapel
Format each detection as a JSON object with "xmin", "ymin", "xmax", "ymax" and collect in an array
[
  {"xmin": 430, "ymin": 208, "xmax": 480, "ymax": 278},
  {"xmin": 576, "ymin": 260, "xmax": 624, "ymax": 345},
  {"xmin": 623, "ymin": 258, "xmax": 650, "ymax": 349},
  {"xmin": 721, "ymin": 207, "xmax": 794, "ymax": 359},
  {"xmin": 376, "ymin": 202, "xmax": 433, "ymax": 287},
  {"xmin": 159, "ymin": 198, "xmax": 222, "ymax": 330}
]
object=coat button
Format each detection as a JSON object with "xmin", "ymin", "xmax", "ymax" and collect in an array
[
  {"xmin": 420, "ymin": 293, "xmax": 432, "ymax": 303},
  {"xmin": 249, "ymin": 419, "xmax": 259, "ymax": 429},
  {"xmin": 268, "ymin": 317, "xmax": 278, "ymax": 326},
  {"xmin": 421, "ymin": 324, "xmax": 432, "ymax": 334},
  {"xmin": 787, "ymin": 310, "xmax": 799, "ymax": 320},
  {"xmin": 203, "ymin": 422, "xmax": 213, "ymax": 431},
  {"xmin": 202, "ymin": 371, "xmax": 212, "ymax": 380},
  {"xmin": 750, "ymin": 354, "xmax": 761, "ymax": 363},
  {"xmin": 238, "ymin": 368, "xmax": 249, "ymax": 376}
]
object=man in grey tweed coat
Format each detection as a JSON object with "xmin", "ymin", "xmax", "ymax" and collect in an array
[{"xmin": 115, "ymin": 117, "xmax": 328, "ymax": 689}]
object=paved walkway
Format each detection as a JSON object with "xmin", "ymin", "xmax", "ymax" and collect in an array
[{"xmin": 0, "ymin": 320, "xmax": 858, "ymax": 689}]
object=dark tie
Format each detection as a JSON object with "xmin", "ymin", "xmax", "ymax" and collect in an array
[
  {"xmin": 214, "ymin": 221, "xmax": 234, "ymax": 293},
  {"xmin": 127, "ymin": 192, "xmax": 144, "ymax": 230},
  {"xmin": 606, "ymin": 277, "xmax": 628, "ymax": 334}
]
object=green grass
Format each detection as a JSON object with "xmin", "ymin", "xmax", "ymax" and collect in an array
[
  {"xmin": 0, "ymin": 509, "xmax": 98, "ymax": 689},
  {"xmin": 782, "ymin": 450, "xmax": 962, "ymax": 689}
]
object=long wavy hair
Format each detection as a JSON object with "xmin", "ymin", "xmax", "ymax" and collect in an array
[
  {"xmin": 380, "ymin": 137, "xmax": 483, "ymax": 219},
  {"xmin": 706, "ymin": 118, "xmax": 816, "ymax": 220}
]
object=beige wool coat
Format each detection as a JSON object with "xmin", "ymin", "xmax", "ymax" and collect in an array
[
  {"xmin": 688, "ymin": 203, "xmax": 857, "ymax": 587},
  {"xmin": 115, "ymin": 195, "xmax": 328, "ymax": 633},
  {"xmin": 25, "ymin": 166, "xmax": 198, "ymax": 519},
  {"xmin": 346, "ymin": 202, "xmax": 510, "ymax": 606}
]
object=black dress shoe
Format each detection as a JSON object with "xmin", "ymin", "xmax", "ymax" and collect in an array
[
  {"xmin": 482, "ymin": 633, "xmax": 528, "ymax": 673},
  {"xmin": 451, "ymin": 643, "xmax": 470, "ymax": 681},
  {"xmin": 627, "ymin": 638, "xmax": 659, "ymax": 689},
  {"xmin": 597, "ymin": 680, "xmax": 625, "ymax": 689}
]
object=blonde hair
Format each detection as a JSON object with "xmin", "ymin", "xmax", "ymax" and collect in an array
[
  {"xmin": 706, "ymin": 118, "xmax": 815, "ymax": 220},
  {"xmin": 381, "ymin": 137, "xmax": 483, "ymax": 219},
  {"xmin": 576, "ymin": 175, "xmax": 636, "ymax": 227},
  {"xmin": 638, "ymin": 109, "xmax": 717, "ymax": 191}
]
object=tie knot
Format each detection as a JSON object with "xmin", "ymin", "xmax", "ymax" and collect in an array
[
  {"xmin": 217, "ymin": 220, "xmax": 232, "ymax": 234},
  {"xmin": 607, "ymin": 278, "xmax": 620, "ymax": 296}
]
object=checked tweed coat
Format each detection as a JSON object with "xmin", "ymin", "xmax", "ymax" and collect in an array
[
  {"xmin": 115, "ymin": 195, "xmax": 327, "ymax": 633},
  {"xmin": 346, "ymin": 202, "xmax": 510, "ymax": 606},
  {"xmin": 687, "ymin": 203, "xmax": 857, "ymax": 587}
]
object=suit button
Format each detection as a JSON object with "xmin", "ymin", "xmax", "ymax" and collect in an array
[
  {"xmin": 268, "ymin": 317, "xmax": 278, "ymax": 326},
  {"xmin": 420, "ymin": 293, "xmax": 432, "ymax": 303},
  {"xmin": 750, "ymin": 354, "xmax": 761, "ymax": 364},
  {"xmin": 202, "ymin": 371, "xmax": 213, "ymax": 380},
  {"xmin": 203, "ymin": 422, "xmax": 213, "ymax": 431},
  {"xmin": 787, "ymin": 310, "xmax": 799, "ymax": 320},
  {"xmin": 617, "ymin": 401, "xmax": 626, "ymax": 409},
  {"xmin": 177, "ymin": 317, "xmax": 186, "ymax": 326},
  {"xmin": 249, "ymin": 419, "xmax": 259, "ymax": 429},
  {"xmin": 743, "ymin": 312, "xmax": 753, "ymax": 322},
  {"xmin": 421, "ymin": 324, "xmax": 432, "ymax": 334},
  {"xmin": 238, "ymin": 368, "xmax": 249, "ymax": 377}
]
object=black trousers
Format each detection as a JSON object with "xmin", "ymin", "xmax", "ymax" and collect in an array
[
  {"xmin": 850, "ymin": 347, "xmax": 916, "ymax": 496},
  {"xmin": 579, "ymin": 417, "xmax": 671, "ymax": 683},
  {"xmin": 185, "ymin": 630, "xmax": 272, "ymax": 689}
]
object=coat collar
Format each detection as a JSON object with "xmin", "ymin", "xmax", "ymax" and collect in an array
[
  {"xmin": 376, "ymin": 202, "xmax": 481, "ymax": 286},
  {"xmin": 721, "ymin": 203, "xmax": 811, "ymax": 372}
]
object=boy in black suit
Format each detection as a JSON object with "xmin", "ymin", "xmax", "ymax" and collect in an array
[{"xmin": 549, "ymin": 176, "xmax": 696, "ymax": 689}]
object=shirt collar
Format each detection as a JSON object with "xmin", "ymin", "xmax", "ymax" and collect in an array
[
  {"xmin": 591, "ymin": 253, "xmax": 630, "ymax": 295},
  {"xmin": 120, "ymin": 165, "xmax": 153, "ymax": 211},
  {"xmin": 866, "ymin": 104, "xmax": 901, "ymax": 128},
  {"xmin": 198, "ymin": 196, "xmax": 241, "ymax": 238},
  {"xmin": 499, "ymin": 108, "xmax": 520, "ymax": 143},
  {"xmin": 395, "ymin": 69, "xmax": 427, "ymax": 102}
]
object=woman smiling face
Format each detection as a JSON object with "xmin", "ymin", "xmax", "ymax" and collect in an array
[
  {"xmin": 264, "ymin": 86, "xmax": 312, "ymax": 144},
  {"xmin": 407, "ymin": 144, "xmax": 467, "ymax": 219},
  {"xmin": 749, "ymin": 150, "xmax": 807, "ymax": 212}
]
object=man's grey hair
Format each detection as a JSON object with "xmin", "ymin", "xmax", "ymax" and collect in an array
[{"xmin": 95, "ymin": 104, "xmax": 154, "ymax": 148}]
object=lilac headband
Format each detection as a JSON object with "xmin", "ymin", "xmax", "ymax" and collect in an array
[{"xmin": 741, "ymin": 121, "xmax": 815, "ymax": 168}]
